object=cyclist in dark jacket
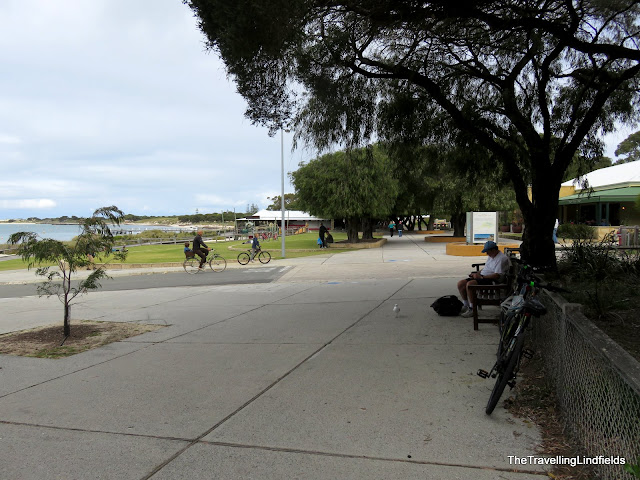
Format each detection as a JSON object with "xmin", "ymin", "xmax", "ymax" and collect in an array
[{"xmin": 193, "ymin": 230, "xmax": 210, "ymax": 268}]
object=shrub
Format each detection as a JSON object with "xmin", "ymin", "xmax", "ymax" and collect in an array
[
  {"xmin": 558, "ymin": 232, "xmax": 640, "ymax": 319},
  {"xmin": 557, "ymin": 223, "xmax": 596, "ymax": 240}
]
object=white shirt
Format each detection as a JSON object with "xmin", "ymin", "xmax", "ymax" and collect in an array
[{"xmin": 482, "ymin": 251, "xmax": 510, "ymax": 276}]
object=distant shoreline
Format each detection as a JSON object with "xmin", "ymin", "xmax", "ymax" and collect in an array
[{"xmin": 0, "ymin": 222, "xmax": 39, "ymax": 225}]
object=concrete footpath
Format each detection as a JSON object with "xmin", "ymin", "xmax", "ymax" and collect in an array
[{"xmin": 0, "ymin": 233, "xmax": 546, "ymax": 479}]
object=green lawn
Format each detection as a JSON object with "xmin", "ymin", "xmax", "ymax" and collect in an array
[{"xmin": 0, "ymin": 232, "xmax": 363, "ymax": 271}]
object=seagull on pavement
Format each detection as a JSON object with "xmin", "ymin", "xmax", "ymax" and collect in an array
[{"xmin": 393, "ymin": 304, "xmax": 400, "ymax": 317}]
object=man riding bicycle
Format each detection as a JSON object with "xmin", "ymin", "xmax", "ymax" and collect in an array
[
  {"xmin": 193, "ymin": 230, "xmax": 211, "ymax": 269},
  {"xmin": 250, "ymin": 235, "xmax": 261, "ymax": 261}
]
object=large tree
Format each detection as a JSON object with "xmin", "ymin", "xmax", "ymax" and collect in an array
[
  {"xmin": 291, "ymin": 146, "xmax": 398, "ymax": 241},
  {"xmin": 186, "ymin": 0, "xmax": 640, "ymax": 266}
]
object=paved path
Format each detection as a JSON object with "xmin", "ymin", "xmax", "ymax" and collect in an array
[{"xmin": 0, "ymin": 233, "xmax": 545, "ymax": 479}]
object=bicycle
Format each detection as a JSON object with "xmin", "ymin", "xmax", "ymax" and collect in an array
[
  {"xmin": 477, "ymin": 263, "xmax": 567, "ymax": 415},
  {"xmin": 237, "ymin": 247, "xmax": 271, "ymax": 265},
  {"xmin": 183, "ymin": 250, "xmax": 227, "ymax": 274}
]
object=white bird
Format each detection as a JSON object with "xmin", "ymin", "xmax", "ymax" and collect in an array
[{"xmin": 393, "ymin": 304, "xmax": 400, "ymax": 317}]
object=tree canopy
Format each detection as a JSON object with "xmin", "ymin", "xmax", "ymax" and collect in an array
[
  {"xmin": 266, "ymin": 193, "xmax": 302, "ymax": 211},
  {"xmin": 186, "ymin": 0, "xmax": 640, "ymax": 266},
  {"xmin": 291, "ymin": 145, "xmax": 398, "ymax": 241},
  {"xmin": 615, "ymin": 130, "xmax": 640, "ymax": 164}
]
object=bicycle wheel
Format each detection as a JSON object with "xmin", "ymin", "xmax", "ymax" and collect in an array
[
  {"xmin": 209, "ymin": 254, "xmax": 227, "ymax": 272},
  {"xmin": 486, "ymin": 333, "xmax": 525, "ymax": 415},
  {"xmin": 183, "ymin": 258, "xmax": 201, "ymax": 274},
  {"xmin": 237, "ymin": 252, "xmax": 250, "ymax": 265},
  {"xmin": 258, "ymin": 251, "xmax": 271, "ymax": 264}
]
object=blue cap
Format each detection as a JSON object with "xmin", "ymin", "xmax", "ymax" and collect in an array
[{"xmin": 481, "ymin": 241, "xmax": 498, "ymax": 253}]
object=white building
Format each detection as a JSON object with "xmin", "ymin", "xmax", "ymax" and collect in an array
[
  {"xmin": 236, "ymin": 210, "xmax": 332, "ymax": 233},
  {"xmin": 558, "ymin": 160, "xmax": 640, "ymax": 226}
]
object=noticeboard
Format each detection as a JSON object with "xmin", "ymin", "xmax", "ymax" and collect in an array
[{"xmin": 467, "ymin": 212, "xmax": 498, "ymax": 244}]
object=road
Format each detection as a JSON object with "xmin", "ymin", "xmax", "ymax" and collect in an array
[{"xmin": 0, "ymin": 266, "xmax": 291, "ymax": 299}]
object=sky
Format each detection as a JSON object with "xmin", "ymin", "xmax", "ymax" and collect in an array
[
  {"xmin": 0, "ymin": 0, "xmax": 306, "ymax": 220},
  {"xmin": 0, "ymin": 1, "xmax": 637, "ymax": 220}
]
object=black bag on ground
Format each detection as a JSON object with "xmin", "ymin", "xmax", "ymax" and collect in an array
[
  {"xmin": 430, "ymin": 295, "xmax": 463, "ymax": 316},
  {"xmin": 326, "ymin": 233, "xmax": 334, "ymax": 243}
]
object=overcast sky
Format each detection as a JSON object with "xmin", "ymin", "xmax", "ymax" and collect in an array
[
  {"xmin": 0, "ymin": 1, "xmax": 636, "ymax": 220},
  {"xmin": 0, "ymin": 0, "xmax": 307, "ymax": 220}
]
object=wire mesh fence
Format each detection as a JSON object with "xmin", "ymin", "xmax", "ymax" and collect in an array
[{"xmin": 533, "ymin": 294, "xmax": 640, "ymax": 480}]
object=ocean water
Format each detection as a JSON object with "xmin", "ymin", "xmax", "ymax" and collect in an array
[{"xmin": 0, "ymin": 223, "xmax": 188, "ymax": 244}]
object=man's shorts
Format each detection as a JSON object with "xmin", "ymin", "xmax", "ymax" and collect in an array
[{"xmin": 467, "ymin": 278, "xmax": 496, "ymax": 286}]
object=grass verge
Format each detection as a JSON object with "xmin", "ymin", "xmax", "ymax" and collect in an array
[{"xmin": 0, "ymin": 232, "xmax": 372, "ymax": 271}]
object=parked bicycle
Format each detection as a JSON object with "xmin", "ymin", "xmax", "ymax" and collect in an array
[
  {"xmin": 237, "ymin": 247, "xmax": 271, "ymax": 265},
  {"xmin": 183, "ymin": 250, "xmax": 227, "ymax": 274},
  {"xmin": 258, "ymin": 231, "xmax": 278, "ymax": 242},
  {"xmin": 477, "ymin": 262, "xmax": 567, "ymax": 414}
]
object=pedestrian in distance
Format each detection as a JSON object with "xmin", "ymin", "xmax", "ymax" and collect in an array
[
  {"xmin": 319, "ymin": 222, "xmax": 328, "ymax": 248},
  {"xmin": 397, "ymin": 221, "xmax": 403, "ymax": 237},
  {"xmin": 388, "ymin": 220, "xmax": 395, "ymax": 237}
]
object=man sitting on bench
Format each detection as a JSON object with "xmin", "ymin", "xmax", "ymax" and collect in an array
[{"xmin": 457, "ymin": 241, "xmax": 510, "ymax": 318}]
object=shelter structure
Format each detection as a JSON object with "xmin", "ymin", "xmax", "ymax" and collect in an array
[
  {"xmin": 558, "ymin": 161, "xmax": 640, "ymax": 231},
  {"xmin": 236, "ymin": 210, "xmax": 331, "ymax": 235}
]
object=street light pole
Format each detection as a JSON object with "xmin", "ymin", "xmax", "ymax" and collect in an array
[{"xmin": 281, "ymin": 129, "xmax": 286, "ymax": 258}]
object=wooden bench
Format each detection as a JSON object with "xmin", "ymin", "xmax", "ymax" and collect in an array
[{"xmin": 467, "ymin": 255, "xmax": 518, "ymax": 330}]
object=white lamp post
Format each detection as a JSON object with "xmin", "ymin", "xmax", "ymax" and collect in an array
[{"xmin": 281, "ymin": 129, "xmax": 286, "ymax": 258}]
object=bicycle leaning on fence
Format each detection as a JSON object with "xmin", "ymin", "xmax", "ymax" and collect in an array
[
  {"xmin": 183, "ymin": 249, "xmax": 227, "ymax": 274},
  {"xmin": 237, "ymin": 247, "xmax": 271, "ymax": 265},
  {"xmin": 477, "ymin": 262, "xmax": 568, "ymax": 415}
]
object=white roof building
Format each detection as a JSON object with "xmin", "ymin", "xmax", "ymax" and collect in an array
[
  {"xmin": 238, "ymin": 209, "xmax": 325, "ymax": 222},
  {"xmin": 558, "ymin": 160, "xmax": 640, "ymax": 226},
  {"xmin": 236, "ymin": 210, "xmax": 332, "ymax": 232},
  {"xmin": 561, "ymin": 160, "xmax": 640, "ymax": 191}
]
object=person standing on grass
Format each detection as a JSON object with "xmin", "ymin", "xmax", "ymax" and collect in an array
[
  {"xmin": 319, "ymin": 222, "xmax": 328, "ymax": 248},
  {"xmin": 193, "ymin": 230, "xmax": 210, "ymax": 269}
]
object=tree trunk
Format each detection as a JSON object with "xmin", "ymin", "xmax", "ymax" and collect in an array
[
  {"xmin": 63, "ymin": 303, "xmax": 71, "ymax": 337},
  {"xmin": 361, "ymin": 217, "xmax": 374, "ymax": 240},
  {"xmin": 427, "ymin": 215, "xmax": 434, "ymax": 230},
  {"xmin": 63, "ymin": 273, "xmax": 71, "ymax": 337},
  {"xmin": 346, "ymin": 217, "xmax": 360, "ymax": 242},
  {"xmin": 451, "ymin": 212, "xmax": 466, "ymax": 237},
  {"xmin": 405, "ymin": 216, "xmax": 415, "ymax": 231},
  {"xmin": 519, "ymin": 181, "xmax": 559, "ymax": 269}
]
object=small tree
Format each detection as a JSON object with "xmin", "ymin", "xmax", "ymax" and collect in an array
[{"xmin": 8, "ymin": 206, "xmax": 128, "ymax": 339}]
